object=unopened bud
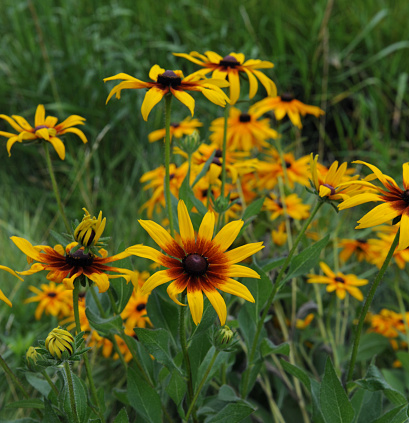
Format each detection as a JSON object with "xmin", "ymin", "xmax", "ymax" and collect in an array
[{"xmin": 45, "ymin": 327, "xmax": 75, "ymax": 359}]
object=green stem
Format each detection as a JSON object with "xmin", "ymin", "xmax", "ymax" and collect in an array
[
  {"xmin": 73, "ymin": 284, "xmax": 105, "ymax": 423},
  {"xmin": 164, "ymin": 94, "xmax": 174, "ymax": 237},
  {"xmin": 185, "ymin": 349, "xmax": 220, "ymax": 421},
  {"xmin": 179, "ymin": 292, "xmax": 197, "ymax": 422},
  {"xmin": 64, "ymin": 361, "xmax": 80, "ymax": 423},
  {"xmin": 220, "ymin": 104, "xmax": 230, "ymax": 197},
  {"xmin": 346, "ymin": 228, "xmax": 400, "ymax": 383},
  {"xmin": 44, "ymin": 143, "xmax": 71, "ymax": 233},
  {"xmin": 42, "ymin": 370, "xmax": 59, "ymax": 396},
  {"xmin": 241, "ymin": 200, "xmax": 324, "ymax": 398}
]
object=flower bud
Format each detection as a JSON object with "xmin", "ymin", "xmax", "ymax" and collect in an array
[
  {"xmin": 214, "ymin": 325, "xmax": 235, "ymax": 350},
  {"xmin": 74, "ymin": 208, "xmax": 106, "ymax": 247},
  {"xmin": 45, "ymin": 327, "xmax": 75, "ymax": 359},
  {"xmin": 26, "ymin": 346, "xmax": 41, "ymax": 370}
]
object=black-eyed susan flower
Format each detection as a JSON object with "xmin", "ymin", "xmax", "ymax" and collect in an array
[
  {"xmin": 338, "ymin": 238, "xmax": 375, "ymax": 263},
  {"xmin": 310, "ymin": 154, "xmax": 361, "ymax": 201},
  {"xmin": 253, "ymin": 94, "xmax": 324, "ymax": 129},
  {"xmin": 148, "ymin": 117, "xmax": 203, "ymax": 143},
  {"xmin": 104, "ymin": 65, "xmax": 230, "ymax": 121},
  {"xmin": 307, "ymin": 262, "xmax": 368, "ymax": 301},
  {"xmin": 121, "ymin": 288, "xmax": 151, "ymax": 331},
  {"xmin": 338, "ymin": 161, "xmax": 409, "ymax": 250},
  {"xmin": 174, "ymin": 51, "xmax": 276, "ymax": 104},
  {"xmin": 0, "ymin": 265, "xmax": 23, "ymax": 307},
  {"xmin": 25, "ymin": 282, "xmax": 72, "ymax": 320},
  {"xmin": 11, "ymin": 237, "xmax": 137, "ymax": 293},
  {"xmin": 74, "ymin": 208, "xmax": 106, "ymax": 248},
  {"xmin": 209, "ymin": 106, "xmax": 279, "ymax": 151},
  {"xmin": 264, "ymin": 193, "xmax": 310, "ymax": 221},
  {"xmin": 0, "ymin": 104, "xmax": 87, "ymax": 160},
  {"xmin": 45, "ymin": 327, "xmax": 75, "ymax": 359},
  {"xmin": 127, "ymin": 200, "xmax": 264, "ymax": 325}
]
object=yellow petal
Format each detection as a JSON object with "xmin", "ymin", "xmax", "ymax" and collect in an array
[
  {"xmin": 212, "ymin": 220, "xmax": 243, "ymax": 252},
  {"xmin": 217, "ymin": 278, "xmax": 254, "ymax": 303},
  {"xmin": 0, "ymin": 289, "xmax": 12, "ymax": 307},
  {"xmin": 228, "ymin": 264, "xmax": 260, "ymax": 279},
  {"xmin": 203, "ymin": 288, "xmax": 227, "ymax": 325},
  {"xmin": 149, "ymin": 65, "xmax": 166, "ymax": 82},
  {"xmin": 170, "ymin": 88, "xmax": 195, "ymax": 116},
  {"xmin": 60, "ymin": 127, "xmax": 88, "ymax": 144},
  {"xmin": 398, "ymin": 212, "xmax": 409, "ymax": 250},
  {"xmin": 167, "ymin": 280, "xmax": 187, "ymax": 306},
  {"xmin": 225, "ymin": 242, "xmax": 264, "ymax": 263},
  {"xmin": 48, "ymin": 137, "xmax": 66, "ymax": 160},
  {"xmin": 126, "ymin": 245, "xmax": 166, "ymax": 264},
  {"xmin": 87, "ymin": 272, "xmax": 110, "ymax": 293},
  {"xmin": 187, "ymin": 287, "xmax": 203, "ymax": 325},
  {"xmin": 141, "ymin": 87, "xmax": 167, "ymax": 121},
  {"xmin": 10, "ymin": 237, "xmax": 43, "ymax": 262},
  {"xmin": 34, "ymin": 105, "xmax": 45, "ymax": 127},
  {"xmin": 0, "ymin": 265, "xmax": 24, "ymax": 281},
  {"xmin": 319, "ymin": 262, "xmax": 335, "ymax": 278},
  {"xmin": 228, "ymin": 69, "xmax": 240, "ymax": 105},
  {"xmin": 140, "ymin": 270, "xmax": 174, "ymax": 295},
  {"xmin": 177, "ymin": 200, "xmax": 195, "ymax": 250}
]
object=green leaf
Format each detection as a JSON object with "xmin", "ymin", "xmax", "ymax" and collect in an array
[
  {"xmin": 134, "ymin": 328, "xmax": 182, "ymax": 375},
  {"xmin": 371, "ymin": 404, "xmax": 408, "ymax": 423},
  {"xmin": 196, "ymin": 347, "xmax": 229, "ymax": 390},
  {"xmin": 61, "ymin": 372, "xmax": 88, "ymax": 423},
  {"xmin": 43, "ymin": 398, "xmax": 61, "ymax": 423},
  {"xmin": 179, "ymin": 174, "xmax": 208, "ymax": 216},
  {"xmin": 5, "ymin": 399, "xmax": 45, "ymax": 409},
  {"xmin": 166, "ymin": 369, "xmax": 187, "ymax": 406},
  {"xmin": 109, "ymin": 273, "xmax": 134, "ymax": 313},
  {"xmin": 311, "ymin": 378, "xmax": 326, "ymax": 423},
  {"xmin": 218, "ymin": 385, "xmax": 241, "ymax": 402},
  {"xmin": 262, "ymin": 256, "xmax": 287, "ymax": 273},
  {"xmin": 356, "ymin": 333, "xmax": 390, "ymax": 361},
  {"xmin": 113, "ymin": 388, "xmax": 130, "ymax": 406},
  {"xmin": 127, "ymin": 367, "xmax": 162, "ymax": 423},
  {"xmin": 260, "ymin": 339, "xmax": 289, "ymax": 357},
  {"xmin": 279, "ymin": 359, "xmax": 311, "ymax": 391},
  {"xmin": 25, "ymin": 372, "xmax": 51, "ymax": 398},
  {"xmin": 189, "ymin": 300, "xmax": 217, "ymax": 340},
  {"xmin": 284, "ymin": 235, "xmax": 330, "ymax": 282},
  {"xmin": 242, "ymin": 197, "xmax": 265, "ymax": 221},
  {"xmin": 320, "ymin": 358, "xmax": 355, "ymax": 423},
  {"xmin": 204, "ymin": 401, "xmax": 254, "ymax": 423},
  {"xmin": 113, "ymin": 407, "xmax": 130, "ymax": 423},
  {"xmin": 85, "ymin": 307, "xmax": 123, "ymax": 336},
  {"xmin": 252, "ymin": 262, "xmax": 273, "ymax": 315},
  {"xmin": 192, "ymin": 149, "xmax": 216, "ymax": 188},
  {"xmin": 355, "ymin": 364, "xmax": 407, "ymax": 406}
]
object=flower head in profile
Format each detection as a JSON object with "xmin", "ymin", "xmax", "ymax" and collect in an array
[
  {"xmin": 0, "ymin": 265, "xmax": 23, "ymax": 307},
  {"xmin": 11, "ymin": 237, "xmax": 137, "ymax": 293},
  {"xmin": 174, "ymin": 51, "xmax": 276, "ymax": 104},
  {"xmin": 25, "ymin": 282, "xmax": 72, "ymax": 320},
  {"xmin": 127, "ymin": 200, "xmax": 264, "ymax": 325},
  {"xmin": 309, "ymin": 154, "xmax": 360, "ymax": 201},
  {"xmin": 338, "ymin": 237, "xmax": 375, "ymax": 263},
  {"xmin": 0, "ymin": 104, "xmax": 87, "ymax": 159},
  {"xmin": 74, "ymin": 208, "xmax": 106, "ymax": 248},
  {"xmin": 209, "ymin": 106, "xmax": 279, "ymax": 151},
  {"xmin": 104, "ymin": 65, "xmax": 230, "ymax": 121},
  {"xmin": 253, "ymin": 94, "xmax": 324, "ymax": 129},
  {"xmin": 307, "ymin": 262, "xmax": 368, "ymax": 301},
  {"xmin": 264, "ymin": 193, "xmax": 310, "ymax": 221},
  {"xmin": 338, "ymin": 161, "xmax": 409, "ymax": 250},
  {"xmin": 148, "ymin": 117, "xmax": 202, "ymax": 143}
]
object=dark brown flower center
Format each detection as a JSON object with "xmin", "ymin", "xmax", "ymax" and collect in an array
[
  {"xmin": 66, "ymin": 249, "xmax": 94, "ymax": 267},
  {"xmin": 239, "ymin": 113, "xmax": 251, "ymax": 123},
  {"xmin": 285, "ymin": 161, "xmax": 291, "ymax": 168},
  {"xmin": 157, "ymin": 70, "xmax": 182, "ymax": 87},
  {"xmin": 335, "ymin": 277, "xmax": 345, "ymax": 283},
  {"xmin": 169, "ymin": 173, "xmax": 175, "ymax": 180},
  {"xmin": 280, "ymin": 93, "xmax": 294, "ymax": 102},
  {"xmin": 401, "ymin": 190, "xmax": 409, "ymax": 204},
  {"xmin": 170, "ymin": 122, "xmax": 180, "ymax": 128},
  {"xmin": 47, "ymin": 292, "xmax": 57, "ymax": 298},
  {"xmin": 34, "ymin": 125, "xmax": 49, "ymax": 131},
  {"xmin": 322, "ymin": 183, "xmax": 336, "ymax": 196},
  {"xmin": 219, "ymin": 55, "xmax": 240, "ymax": 68},
  {"xmin": 276, "ymin": 200, "xmax": 283, "ymax": 209},
  {"xmin": 212, "ymin": 157, "xmax": 222, "ymax": 166},
  {"xmin": 215, "ymin": 149, "xmax": 223, "ymax": 158},
  {"xmin": 357, "ymin": 239, "xmax": 367, "ymax": 244},
  {"xmin": 183, "ymin": 253, "xmax": 209, "ymax": 276},
  {"xmin": 136, "ymin": 303, "xmax": 146, "ymax": 312}
]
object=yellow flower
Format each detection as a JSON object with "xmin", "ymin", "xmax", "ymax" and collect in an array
[
  {"xmin": 121, "ymin": 287, "xmax": 152, "ymax": 332},
  {"xmin": 296, "ymin": 313, "xmax": 315, "ymax": 330},
  {"xmin": 253, "ymin": 94, "xmax": 324, "ymax": 129},
  {"xmin": 310, "ymin": 154, "xmax": 360, "ymax": 201},
  {"xmin": 338, "ymin": 238, "xmax": 376, "ymax": 263},
  {"xmin": 148, "ymin": 117, "xmax": 202, "ymax": 143},
  {"xmin": 0, "ymin": 104, "xmax": 87, "ymax": 159},
  {"xmin": 25, "ymin": 282, "xmax": 73, "ymax": 320},
  {"xmin": 174, "ymin": 51, "xmax": 276, "ymax": 104},
  {"xmin": 127, "ymin": 200, "xmax": 264, "ymax": 325},
  {"xmin": 74, "ymin": 208, "xmax": 106, "ymax": 247},
  {"xmin": 271, "ymin": 222, "xmax": 288, "ymax": 247},
  {"xmin": 307, "ymin": 262, "xmax": 368, "ymax": 301},
  {"xmin": 0, "ymin": 265, "xmax": 23, "ymax": 307},
  {"xmin": 209, "ymin": 106, "xmax": 279, "ymax": 151},
  {"xmin": 104, "ymin": 65, "xmax": 230, "ymax": 121},
  {"xmin": 45, "ymin": 327, "xmax": 75, "ymax": 359},
  {"xmin": 11, "ymin": 237, "xmax": 137, "ymax": 293},
  {"xmin": 264, "ymin": 193, "xmax": 310, "ymax": 221},
  {"xmin": 338, "ymin": 161, "xmax": 409, "ymax": 250}
]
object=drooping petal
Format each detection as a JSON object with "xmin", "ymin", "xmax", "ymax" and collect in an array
[
  {"xmin": 0, "ymin": 264, "xmax": 24, "ymax": 281},
  {"xmin": 59, "ymin": 127, "xmax": 88, "ymax": 144},
  {"xmin": 48, "ymin": 137, "xmax": 66, "ymax": 160},
  {"xmin": 398, "ymin": 211, "xmax": 409, "ymax": 250},
  {"xmin": 86, "ymin": 272, "xmax": 110, "ymax": 293},
  {"xmin": 203, "ymin": 288, "xmax": 227, "ymax": 325},
  {"xmin": 141, "ymin": 87, "xmax": 167, "ymax": 121},
  {"xmin": 63, "ymin": 271, "xmax": 83, "ymax": 290},
  {"xmin": 10, "ymin": 237, "xmax": 44, "ymax": 262},
  {"xmin": 170, "ymin": 88, "xmax": 195, "ymax": 116},
  {"xmin": 187, "ymin": 285, "xmax": 204, "ymax": 325},
  {"xmin": 217, "ymin": 278, "xmax": 255, "ymax": 303},
  {"xmin": 0, "ymin": 289, "xmax": 12, "ymax": 307},
  {"xmin": 167, "ymin": 276, "xmax": 188, "ymax": 306},
  {"xmin": 228, "ymin": 69, "xmax": 240, "ymax": 105}
]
